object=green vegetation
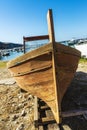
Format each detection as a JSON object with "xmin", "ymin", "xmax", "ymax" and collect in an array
[
  {"xmin": 79, "ymin": 58, "xmax": 87, "ymax": 63},
  {"xmin": 0, "ymin": 61, "xmax": 7, "ymax": 68}
]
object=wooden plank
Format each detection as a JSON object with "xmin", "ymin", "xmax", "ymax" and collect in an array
[
  {"xmin": 42, "ymin": 117, "xmax": 55, "ymax": 122},
  {"xmin": 23, "ymin": 35, "xmax": 49, "ymax": 42},
  {"xmin": 48, "ymin": 124, "xmax": 60, "ymax": 130},
  {"xmin": 55, "ymin": 42, "xmax": 81, "ymax": 57},
  {"xmin": 47, "ymin": 9, "xmax": 55, "ymax": 42},
  {"xmin": 62, "ymin": 109, "xmax": 87, "ymax": 118},
  {"xmin": 34, "ymin": 96, "xmax": 38, "ymax": 121},
  {"xmin": 38, "ymin": 117, "xmax": 56, "ymax": 126},
  {"xmin": 13, "ymin": 64, "xmax": 52, "ymax": 77},
  {"xmin": 45, "ymin": 110, "xmax": 54, "ymax": 118},
  {"xmin": 40, "ymin": 105, "xmax": 50, "ymax": 110}
]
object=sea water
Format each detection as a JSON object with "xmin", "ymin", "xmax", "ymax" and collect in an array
[
  {"xmin": 0, "ymin": 41, "xmax": 48, "ymax": 61},
  {"xmin": 0, "ymin": 51, "xmax": 24, "ymax": 61}
]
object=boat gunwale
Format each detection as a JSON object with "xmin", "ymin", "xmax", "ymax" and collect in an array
[
  {"xmin": 55, "ymin": 42, "xmax": 81, "ymax": 57},
  {"xmin": 7, "ymin": 42, "xmax": 81, "ymax": 69},
  {"xmin": 7, "ymin": 43, "xmax": 52, "ymax": 68}
]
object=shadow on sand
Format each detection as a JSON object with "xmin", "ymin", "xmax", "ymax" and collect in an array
[{"xmin": 60, "ymin": 71, "xmax": 87, "ymax": 130}]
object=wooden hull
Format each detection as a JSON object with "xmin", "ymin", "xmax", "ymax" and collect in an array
[{"xmin": 7, "ymin": 42, "xmax": 81, "ymax": 123}]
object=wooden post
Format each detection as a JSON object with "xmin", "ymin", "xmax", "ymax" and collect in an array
[
  {"xmin": 47, "ymin": 9, "xmax": 62, "ymax": 123},
  {"xmin": 34, "ymin": 96, "xmax": 39, "ymax": 128},
  {"xmin": 47, "ymin": 9, "xmax": 55, "ymax": 43},
  {"xmin": 23, "ymin": 37, "xmax": 26, "ymax": 53}
]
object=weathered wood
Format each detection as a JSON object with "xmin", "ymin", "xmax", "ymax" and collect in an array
[
  {"xmin": 40, "ymin": 105, "xmax": 50, "ymax": 110},
  {"xmin": 34, "ymin": 96, "xmax": 38, "ymax": 121},
  {"xmin": 34, "ymin": 98, "xmax": 56, "ymax": 128},
  {"xmin": 45, "ymin": 110, "xmax": 54, "ymax": 118},
  {"xmin": 48, "ymin": 124, "xmax": 60, "ymax": 130},
  {"xmin": 8, "ymin": 43, "xmax": 52, "ymax": 68},
  {"xmin": 35, "ymin": 98, "xmax": 86, "ymax": 129},
  {"xmin": 23, "ymin": 35, "xmax": 49, "ymax": 42},
  {"xmin": 34, "ymin": 96, "xmax": 39, "ymax": 129},
  {"xmin": 34, "ymin": 97, "xmax": 87, "ymax": 129},
  {"xmin": 55, "ymin": 42, "xmax": 81, "ymax": 57},
  {"xmin": 47, "ymin": 9, "xmax": 61, "ymax": 123},
  {"xmin": 40, "ymin": 117, "xmax": 56, "ymax": 125},
  {"xmin": 7, "ymin": 9, "xmax": 81, "ymax": 124},
  {"xmin": 13, "ymin": 64, "xmax": 52, "ymax": 77},
  {"xmin": 47, "ymin": 9, "xmax": 55, "ymax": 42},
  {"xmin": 7, "ymin": 41, "xmax": 81, "ymax": 123},
  {"xmin": 62, "ymin": 109, "xmax": 87, "ymax": 118},
  {"xmin": 7, "ymin": 41, "xmax": 81, "ymax": 124}
]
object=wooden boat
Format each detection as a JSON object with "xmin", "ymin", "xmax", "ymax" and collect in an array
[{"xmin": 7, "ymin": 9, "xmax": 81, "ymax": 123}]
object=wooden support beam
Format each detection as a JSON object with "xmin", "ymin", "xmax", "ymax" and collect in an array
[
  {"xmin": 40, "ymin": 105, "xmax": 50, "ymax": 110},
  {"xmin": 62, "ymin": 109, "xmax": 87, "ymax": 118},
  {"xmin": 34, "ymin": 96, "xmax": 39, "ymax": 124},
  {"xmin": 38, "ymin": 117, "xmax": 56, "ymax": 126},
  {"xmin": 23, "ymin": 35, "xmax": 49, "ymax": 42}
]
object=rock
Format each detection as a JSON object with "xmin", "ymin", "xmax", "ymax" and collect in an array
[
  {"xmin": 17, "ymin": 103, "xmax": 24, "ymax": 109},
  {"xmin": 11, "ymin": 114, "xmax": 19, "ymax": 121},
  {"xmin": 12, "ymin": 104, "xmax": 15, "ymax": 107},
  {"xmin": 21, "ymin": 110, "xmax": 26, "ymax": 116},
  {"xmin": 28, "ymin": 95, "xmax": 33, "ymax": 100},
  {"xmin": 29, "ymin": 108, "xmax": 33, "ymax": 113},
  {"xmin": 0, "ymin": 78, "xmax": 16, "ymax": 85},
  {"xmin": 18, "ymin": 95, "xmax": 22, "ymax": 99},
  {"xmin": 16, "ymin": 123, "xmax": 24, "ymax": 130}
]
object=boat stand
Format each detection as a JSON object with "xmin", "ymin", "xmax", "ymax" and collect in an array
[
  {"xmin": 34, "ymin": 96, "xmax": 87, "ymax": 130},
  {"xmin": 34, "ymin": 96, "xmax": 57, "ymax": 130}
]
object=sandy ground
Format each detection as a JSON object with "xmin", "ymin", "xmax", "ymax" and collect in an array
[{"xmin": 0, "ymin": 62, "xmax": 87, "ymax": 130}]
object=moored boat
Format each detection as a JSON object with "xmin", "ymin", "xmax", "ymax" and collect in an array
[{"xmin": 7, "ymin": 9, "xmax": 81, "ymax": 123}]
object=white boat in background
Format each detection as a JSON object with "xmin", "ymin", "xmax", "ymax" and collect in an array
[
  {"xmin": 74, "ymin": 42, "xmax": 87, "ymax": 58},
  {"xmin": 68, "ymin": 39, "xmax": 87, "ymax": 58}
]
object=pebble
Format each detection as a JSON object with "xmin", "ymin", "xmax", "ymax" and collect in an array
[
  {"xmin": 28, "ymin": 95, "xmax": 33, "ymax": 100},
  {"xmin": 18, "ymin": 95, "xmax": 22, "ymax": 99},
  {"xmin": 0, "ymin": 78, "xmax": 16, "ymax": 85},
  {"xmin": 12, "ymin": 114, "xmax": 19, "ymax": 121},
  {"xmin": 16, "ymin": 123, "xmax": 24, "ymax": 130},
  {"xmin": 12, "ymin": 104, "xmax": 15, "ymax": 107},
  {"xmin": 21, "ymin": 110, "xmax": 26, "ymax": 116},
  {"xmin": 29, "ymin": 108, "xmax": 33, "ymax": 113},
  {"xmin": 17, "ymin": 103, "xmax": 24, "ymax": 109}
]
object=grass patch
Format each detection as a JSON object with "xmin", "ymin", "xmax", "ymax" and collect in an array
[
  {"xmin": 0, "ymin": 61, "xmax": 8, "ymax": 68},
  {"xmin": 79, "ymin": 58, "xmax": 87, "ymax": 63}
]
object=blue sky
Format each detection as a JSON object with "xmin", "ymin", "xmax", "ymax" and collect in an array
[{"xmin": 0, "ymin": 0, "xmax": 87, "ymax": 43}]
